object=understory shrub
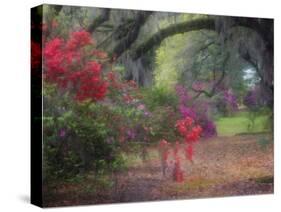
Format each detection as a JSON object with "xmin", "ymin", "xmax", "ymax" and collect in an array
[
  {"xmin": 141, "ymin": 86, "xmax": 178, "ymax": 111},
  {"xmin": 175, "ymin": 84, "xmax": 217, "ymax": 138},
  {"xmin": 43, "ymin": 85, "xmax": 124, "ymax": 183}
]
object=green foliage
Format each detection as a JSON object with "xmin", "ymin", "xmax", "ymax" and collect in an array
[
  {"xmin": 43, "ymin": 83, "xmax": 124, "ymax": 183},
  {"xmin": 141, "ymin": 86, "xmax": 178, "ymax": 111},
  {"xmin": 149, "ymin": 106, "xmax": 179, "ymax": 142},
  {"xmin": 154, "ymin": 33, "xmax": 187, "ymax": 88},
  {"xmin": 44, "ymin": 5, "xmax": 91, "ymax": 38}
]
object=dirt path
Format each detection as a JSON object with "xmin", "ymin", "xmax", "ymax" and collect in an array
[
  {"xmin": 45, "ymin": 134, "xmax": 273, "ymax": 206},
  {"xmin": 114, "ymin": 134, "xmax": 273, "ymax": 202}
]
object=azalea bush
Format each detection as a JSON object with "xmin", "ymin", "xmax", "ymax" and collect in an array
[
  {"xmin": 105, "ymin": 71, "xmax": 153, "ymax": 147},
  {"xmin": 42, "ymin": 29, "xmax": 155, "ymax": 183},
  {"xmin": 43, "ymin": 84, "xmax": 124, "ymax": 183},
  {"xmin": 149, "ymin": 106, "xmax": 179, "ymax": 143},
  {"xmin": 159, "ymin": 116, "xmax": 202, "ymax": 183},
  {"xmin": 175, "ymin": 84, "xmax": 217, "ymax": 138},
  {"xmin": 42, "ymin": 31, "xmax": 114, "ymax": 182},
  {"xmin": 43, "ymin": 82, "xmax": 148, "ymax": 183},
  {"xmin": 43, "ymin": 30, "xmax": 108, "ymax": 102}
]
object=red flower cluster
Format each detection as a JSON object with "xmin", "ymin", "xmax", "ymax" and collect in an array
[
  {"xmin": 74, "ymin": 62, "xmax": 108, "ymax": 102},
  {"xmin": 175, "ymin": 117, "xmax": 202, "ymax": 144},
  {"xmin": 158, "ymin": 117, "xmax": 202, "ymax": 183},
  {"xmin": 44, "ymin": 38, "xmax": 66, "ymax": 84},
  {"xmin": 186, "ymin": 125, "xmax": 202, "ymax": 142},
  {"xmin": 66, "ymin": 31, "xmax": 93, "ymax": 50},
  {"xmin": 43, "ymin": 30, "xmax": 108, "ymax": 102},
  {"xmin": 175, "ymin": 116, "xmax": 202, "ymax": 162}
]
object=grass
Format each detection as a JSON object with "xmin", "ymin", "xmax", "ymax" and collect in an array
[{"xmin": 215, "ymin": 111, "xmax": 270, "ymax": 136}]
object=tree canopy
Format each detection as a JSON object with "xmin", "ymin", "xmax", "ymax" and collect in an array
[{"xmin": 43, "ymin": 5, "xmax": 273, "ymax": 106}]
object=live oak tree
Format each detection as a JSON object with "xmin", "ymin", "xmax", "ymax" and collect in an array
[{"xmin": 45, "ymin": 5, "xmax": 273, "ymax": 106}]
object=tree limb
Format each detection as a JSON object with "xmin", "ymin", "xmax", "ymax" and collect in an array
[
  {"xmin": 129, "ymin": 17, "xmax": 273, "ymax": 60},
  {"xmin": 130, "ymin": 18, "xmax": 216, "ymax": 60},
  {"xmin": 232, "ymin": 17, "xmax": 273, "ymax": 50},
  {"xmin": 113, "ymin": 11, "xmax": 153, "ymax": 58},
  {"xmin": 191, "ymin": 52, "xmax": 230, "ymax": 99},
  {"xmin": 197, "ymin": 41, "xmax": 216, "ymax": 53}
]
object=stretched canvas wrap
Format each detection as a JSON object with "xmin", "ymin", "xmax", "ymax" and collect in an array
[{"xmin": 31, "ymin": 4, "xmax": 274, "ymax": 208}]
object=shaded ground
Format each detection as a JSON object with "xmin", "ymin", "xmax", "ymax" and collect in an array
[{"xmin": 44, "ymin": 134, "xmax": 273, "ymax": 207}]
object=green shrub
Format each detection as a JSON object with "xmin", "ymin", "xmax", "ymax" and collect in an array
[
  {"xmin": 43, "ymin": 84, "xmax": 124, "ymax": 183},
  {"xmin": 149, "ymin": 106, "xmax": 179, "ymax": 142},
  {"xmin": 141, "ymin": 86, "xmax": 178, "ymax": 111}
]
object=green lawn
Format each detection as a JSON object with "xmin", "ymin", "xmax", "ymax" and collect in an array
[{"xmin": 215, "ymin": 111, "xmax": 270, "ymax": 136}]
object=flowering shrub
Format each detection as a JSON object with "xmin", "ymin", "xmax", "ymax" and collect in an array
[
  {"xmin": 175, "ymin": 85, "xmax": 192, "ymax": 105},
  {"xmin": 173, "ymin": 117, "xmax": 202, "ymax": 182},
  {"xmin": 175, "ymin": 117, "xmax": 202, "ymax": 161},
  {"xmin": 200, "ymin": 119, "xmax": 217, "ymax": 138},
  {"xmin": 150, "ymin": 106, "xmax": 179, "ymax": 143},
  {"xmin": 223, "ymin": 90, "xmax": 238, "ymax": 111},
  {"xmin": 175, "ymin": 84, "xmax": 217, "ymax": 138},
  {"xmin": 43, "ymin": 84, "xmax": 125, "ymax": 181},
  {"xmin": 103, "ymin": 71, "xmax": 154, "ymax": 149},
  {"xmin": 215, "ymin": 89, "xmax": 238, "ymax": 115},
  {"xmin": 43, "ymin": 30, "xmax": 108, "ymax": 102},
  {"xmin": 158, "ymin": 116, "xmax": 202, "ymax": 183},
  {"xmin": 106, "ymin": 71, "xmax": 139, "ymax": 105},
  {"xmin": 179, "ymin": 105, "xmax": 196, "ymax": 120},
  {"xmin": 42, "ymin": 30, "xmax": 140, "ymax": 182}
]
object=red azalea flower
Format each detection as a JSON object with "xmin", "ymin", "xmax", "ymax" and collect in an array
[
  {"xmin": 66, "ymin": 30, "xmax": 93, "ymax": 50},
  {"xmin": 43, "ymin": 30, "xmax": 107, "ymax": 102}
]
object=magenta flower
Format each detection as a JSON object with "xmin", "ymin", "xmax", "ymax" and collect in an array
[{"xmin": 175, "ymin": 84, "xmax": 217, "ymax": 138}]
